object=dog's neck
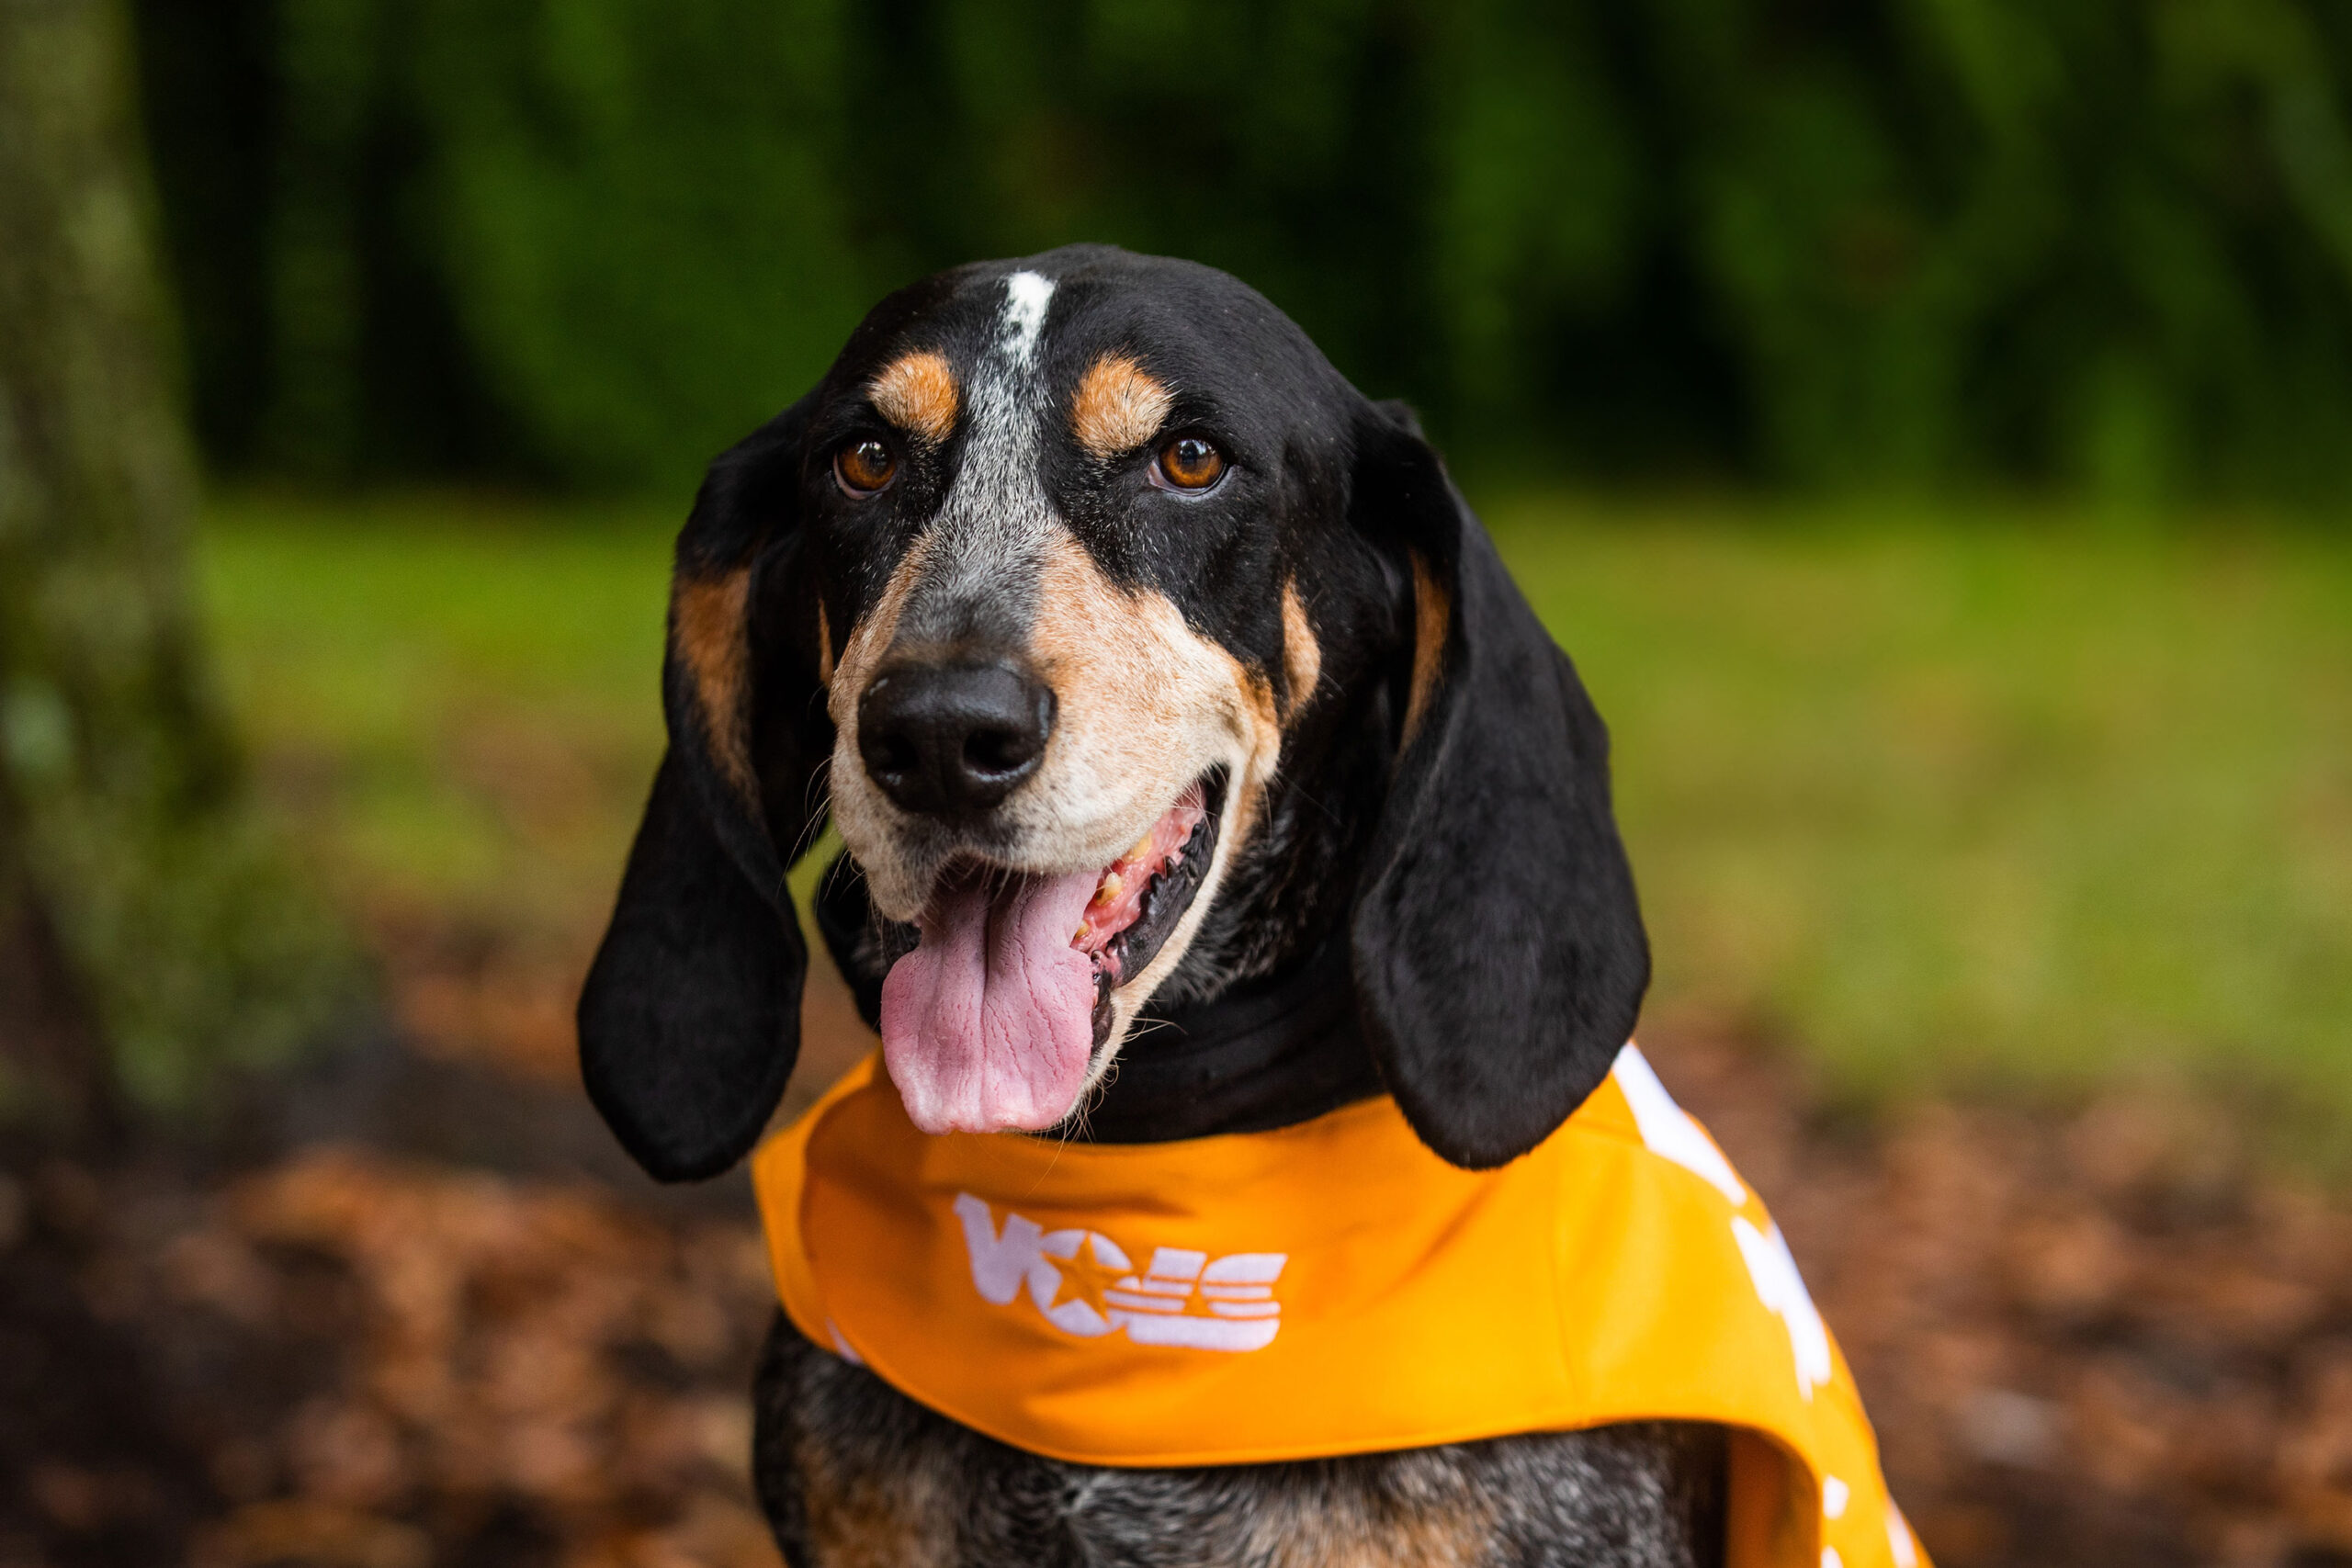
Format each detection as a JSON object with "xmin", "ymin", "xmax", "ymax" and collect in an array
[{"xmin": 1064, "ymin": 939, "xmax": 1382, "ymax": 1143}]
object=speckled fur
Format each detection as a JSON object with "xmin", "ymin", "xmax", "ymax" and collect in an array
[{"xmin": 754, "ymin": 1319, "xmax": 1727, "ymax": 1568}]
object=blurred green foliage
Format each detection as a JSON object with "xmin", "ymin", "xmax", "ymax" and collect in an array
[
  {"xmin": 136, "ymin": 0, "xmax": 2352, "ymax": 498},
  {"xmin": 1, "ymin": 0, "xmax": 359, "ymax": 1125}
]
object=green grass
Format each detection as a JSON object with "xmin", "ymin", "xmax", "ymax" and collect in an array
[
  {"xmin": 1487, "ymin": 497, "xmax": 2352, "ymax": 1116},
  {"xmin": 198, "ymin": 493, "xmax": 675, "ymax": 942},
  {"xmin": 198, "ymin": 491, "xmax": 2352, "ymax": 1122}
]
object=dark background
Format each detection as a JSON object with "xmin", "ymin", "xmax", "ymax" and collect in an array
[{"xmin": 131, "ymin": 0, "xmax": 2352, "ymax": 498}]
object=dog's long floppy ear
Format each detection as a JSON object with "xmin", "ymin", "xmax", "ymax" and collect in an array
[
  {"xmin": 578, "ymin": 396, "xmax": 831, "ymax": 1182},
  {"xmin": 1347, "ymin": 401, "xmax": 1649, "ymax": 1170}
]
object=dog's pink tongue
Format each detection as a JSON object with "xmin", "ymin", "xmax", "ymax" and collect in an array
[{"xmin": 879, "ymin": 868, "xmax": 1102, "ymax": 1134}]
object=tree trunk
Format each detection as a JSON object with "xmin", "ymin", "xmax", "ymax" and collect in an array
[{"xmin": 0, "ymin": 0, "xmax": 351, "ymax": 1135}]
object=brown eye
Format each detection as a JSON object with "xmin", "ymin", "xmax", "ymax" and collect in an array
[
  {"xmin": 1157, "ymin": 434, "xmax": 1225, "ymax": 491},
  {"xmin": 835, "ymin": 437, "xmax": 898, "ymax": 495}
]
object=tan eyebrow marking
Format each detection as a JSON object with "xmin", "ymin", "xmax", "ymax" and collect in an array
[
  {"xmin": 1400, "ymin": 551, "xmax": 1450, "ymax": 748},
  {"xmin": 1281, "ymin": 578, "xmax": 1321, "ymax": 719},
  {"xmin": 868, "ymin": 351, "xmax": 959, "ymax": 444},
  {"xmin": 673, "ymin": 565, "xmax": 758, "ymax": 801},
  {"xmin": 1070, "ymin": 353, "xmax": 1174, "ymax": 460}
]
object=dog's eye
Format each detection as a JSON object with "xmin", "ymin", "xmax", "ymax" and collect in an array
[
  {"xmin": 835, "ymin": 437, "xmax": 898, "ymax": 496},
  {"xmin": 1157, "ymin": 434, "xmax": 1225, "ymax": 491}
]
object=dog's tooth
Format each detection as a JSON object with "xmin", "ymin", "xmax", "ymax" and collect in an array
[
  {"xmin": 1125, "ymin": 830, "xmax": 1156, "ymax": 864},
  {"xmin": 1093, "ymin": 872, "xmax": 1125, "ymax": 906}
]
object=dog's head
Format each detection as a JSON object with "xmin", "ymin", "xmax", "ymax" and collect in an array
[{"xmin": 580, "ymin": 245, "xmax": 1646, "ymax": 1179}]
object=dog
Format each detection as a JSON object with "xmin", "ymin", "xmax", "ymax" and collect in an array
[{"xmin": 579, "ymin": 244, "xmax": 1750, "ymax": 1566}]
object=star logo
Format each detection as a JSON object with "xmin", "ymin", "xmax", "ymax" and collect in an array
[{"xmin": 1046, "ymin": 1247, "xmax": 1129, "ymax": 1317}]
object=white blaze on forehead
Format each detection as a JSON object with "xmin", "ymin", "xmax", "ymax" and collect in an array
[
  {"xmin": 883, "ymin": 268, "xmax": 1059, "ymax": 653},
  {"xmin": 1001, "ymin": 270, "xmax": 1054, "ymax": 364}
]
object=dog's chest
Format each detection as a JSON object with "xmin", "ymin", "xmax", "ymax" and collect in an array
[{"xmin": 753, "ymin": 1315, "xmax": 1725, "ymax": 1568}]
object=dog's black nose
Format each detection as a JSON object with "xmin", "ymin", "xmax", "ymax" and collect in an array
[{"xmin": 857, "ymin": 663, "xmax": 1056, "ymax": 816}]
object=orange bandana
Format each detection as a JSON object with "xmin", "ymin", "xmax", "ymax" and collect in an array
[{"xmin": 752, "ymin": 1045, "xmax": 1926, "ymax": 1568}]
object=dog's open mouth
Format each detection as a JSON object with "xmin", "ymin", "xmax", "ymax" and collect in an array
[{"xmin": 877, "ymin": 772, "xmax": 1224, "ymax": 1135}]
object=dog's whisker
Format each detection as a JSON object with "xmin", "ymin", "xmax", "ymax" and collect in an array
[{"xmin": 788, "ymin": 785, "xmax": 834, "ymax": 869}]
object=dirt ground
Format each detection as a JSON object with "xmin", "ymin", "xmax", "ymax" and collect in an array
[{"xmin": 8, "ymin": 932, "xmax": 2352, "ymax": 1568}]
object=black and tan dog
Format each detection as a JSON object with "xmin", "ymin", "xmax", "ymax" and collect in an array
[{"xmin": 581, "ymin": 246, "xmax": 1729, "ymax": 1564}]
